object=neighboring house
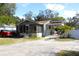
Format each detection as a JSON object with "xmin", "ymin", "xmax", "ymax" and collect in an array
[
  {"xmin": 16, "ymin": 20, "xmax": 64, "ymax": 37},
  {"xmin": 0, "ymin": 24, "xmax": 16, "ymax": 31}
]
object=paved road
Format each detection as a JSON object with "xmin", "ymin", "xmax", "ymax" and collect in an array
[{"xmin": 0, "ymin": 39, "xmax": 79, "ymax": 56}]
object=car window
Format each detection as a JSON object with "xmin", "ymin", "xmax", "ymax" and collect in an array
[{"xmin": 1, "ymin": 30, "xmax": 15, "ymax": 32}]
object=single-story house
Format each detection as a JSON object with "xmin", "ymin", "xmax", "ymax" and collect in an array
[{"xmin": 16, "ymin": 20, "xmax": 64, "ymax": 37}]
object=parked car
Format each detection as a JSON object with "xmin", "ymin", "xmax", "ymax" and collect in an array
[{"xmin": 0, "ymin": 30, "xmax": 16, "ymax": 37}]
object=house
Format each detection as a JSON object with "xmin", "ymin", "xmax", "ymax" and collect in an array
[{"xmin": 16, "ymin": 20, "xmax": 64, "ymax": 37}]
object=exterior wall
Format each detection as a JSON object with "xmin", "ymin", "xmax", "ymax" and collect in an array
[
  {"xmin": 43, "ymin": 24, "xmax": 55, "ymax": 36},
  {"xmin": 69, "ymin": 29, "xmax": 79, "ymax": 39},
  {"xmin": 36, "ymin": 26, "xmax": 42, "ymax": 37},
  {"xmin": 45, "ymin": 25, "xmax": 51, "ymax": 36}
]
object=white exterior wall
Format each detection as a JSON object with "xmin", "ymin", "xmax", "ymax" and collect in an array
[
  {"xmin": 69, "ymin": 29, "xmax": 79, "ymax": 39},
  {"xmin": 36, "ymin": 26, "xmax": 42, "ymax": 37}
]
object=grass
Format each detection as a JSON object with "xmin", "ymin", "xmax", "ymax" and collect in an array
[
  {"xmin": 0, "ymin": 37, "xmax": 42, "ymax": 45},
  {"xmin": 55, "ymin": 38, "xmax": 76, "ymax": 41},
  {"xmin": 56, "ymin": 50, "xmax": 79, "ymax": 56}
]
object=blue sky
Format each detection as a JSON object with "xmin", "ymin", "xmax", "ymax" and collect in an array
[{"xmin": 15, "ymin": 3, "xmax": 79, "ymax": 19}]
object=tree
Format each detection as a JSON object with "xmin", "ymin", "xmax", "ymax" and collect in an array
[
  {"xmin": 0, "ymin": 3, "xmax": 16, "ymax": 16},
  {"xmin": 35, "ymin": 9, "xmax": 59, "ymax": 21},
  {"xmin": 0, "ymin": 16, "xmax": 18, "ymax": 25},
  {"xmin": 66, "ymin": 13, "xmax": 79, "ymax": 28},
  {"xmin": 49, "ymin": 17, "xmax": 65, "ymax": 21},
  {"xmin": 24, "ymin": 11, "xmax": 33, "ymax": 21},
  {"xmin": 0, "ymin": 3, "xmax": 17, "ymax": 25},
  {"xmin": 34, "ymin": 15, "xmax": 46, "ymax": 21}
]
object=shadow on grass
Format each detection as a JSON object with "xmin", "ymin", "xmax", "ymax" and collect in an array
[{"xmin": 56, "ymin": 50, "xmax": 79, "ymax": 56}]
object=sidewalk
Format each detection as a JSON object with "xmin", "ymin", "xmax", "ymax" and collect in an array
[{"xmin": 43, "ymin": 34, "xmax": 60, "ymax": 40}]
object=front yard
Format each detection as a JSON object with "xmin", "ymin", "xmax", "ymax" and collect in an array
[
  {"xmin": 0, "ymin": 37, "xmax": 42, "ymax": 45},
  {"xmin": 0, "ymin": 35, "xmax": 78, "ymax": 45},
  {"xmin": 0, "ymin": 36, "xmax": 79, "ymax": 56}
]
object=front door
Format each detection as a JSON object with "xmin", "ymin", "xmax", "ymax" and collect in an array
[{"xmin": 25, "ymin": 25, "xmax": 29, "ymax": 34}]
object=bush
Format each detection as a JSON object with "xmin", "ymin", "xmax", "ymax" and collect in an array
[
  {"xmin": 55, "ymin": 25, "xmax": 73, "ymax": 34},
  {"xmin": 59, "ymin": 32, "xmax": 71, "ymax": 38}
]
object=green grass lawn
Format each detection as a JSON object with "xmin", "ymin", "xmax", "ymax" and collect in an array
[
  {"xmin": 56, "ymin": 50, "xmax": 79, "ymax": 56},
  {"xmin": 0, "ymin": 37, "xmax": 42, "ymax": 45}
]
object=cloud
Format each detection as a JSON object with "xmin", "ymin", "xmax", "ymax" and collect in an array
[
  {"xmin": 18, "ymin": 16, "xmax": 25, "ymax": 19},
  {"xmin": 62, "ymin": 10, "xmax": 76, "ymax": 18},
  {"xmin": 45, "ymin": 4, "xmax": 64, "ymax": 11}
]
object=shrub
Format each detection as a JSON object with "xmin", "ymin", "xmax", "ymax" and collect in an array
[
  {"xmin": 59, "ymin": 32, "xmax": 71, "ymax": 38},
  {"xmin": 55, "ymin": 25, "xmax": 73, "ymax": 34}
]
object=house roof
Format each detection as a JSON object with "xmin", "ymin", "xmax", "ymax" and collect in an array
[
  {"xmin": 35, "ymin": 20, "xmax": 64, "ymax": 25},
  {"xmin": 17, "ymin": 20, "xmax": 64, "ymax": 26},
  {"xmin": 17, "ymin": 20, "xmax": 43, "ymax": 26},
  {"xmin": 35, "ymin": 20, "xmax": 50, "ymax": 25}
]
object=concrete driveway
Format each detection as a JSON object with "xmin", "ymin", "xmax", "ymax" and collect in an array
[{"xmin": 0, "ymin": 39, "xmax": 79, "ymax": 56}]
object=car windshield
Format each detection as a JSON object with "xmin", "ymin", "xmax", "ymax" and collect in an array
[{"xmin": 1, "ymin": 30, "xmax": 15, "ymax": 32}]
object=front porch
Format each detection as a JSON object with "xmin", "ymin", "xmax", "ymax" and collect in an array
[{"xmin": 16, "ymin": 23, "xmax": 43, "ymax": 37}]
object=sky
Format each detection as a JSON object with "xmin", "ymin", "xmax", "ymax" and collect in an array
[{"xmin": 15, "ymin": 3, "xmax": 79, "ymax": 19}]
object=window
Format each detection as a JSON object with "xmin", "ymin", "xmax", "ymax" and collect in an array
[
  {"xmin": 25, "ymin": 26, "xmax": 28, "ymax": 30},
  {"xmin": 49, "ymin": 26, "xmax": 51, "ymax": 29}
]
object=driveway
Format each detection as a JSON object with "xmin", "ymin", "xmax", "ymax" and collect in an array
[{"xmin": 0, "ymin": 38, "xmax": 79, "ymax": 56}]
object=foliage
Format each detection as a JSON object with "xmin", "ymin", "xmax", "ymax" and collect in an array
[
  {"xmin": 55, "ymin": 25, "xmax": 73, "ymax": 33},
  {"xmin": 0, "ymin": 16, "xmax": 19, "ymax": 25},
  {"xmin": 67, "ymin": 13, "xmax": 79, "ymax": 29},
  {"xmin": 0, "ymin": 3, "xmax": 17, "ymax": 25},
  {"xmin": 24, "ymin": 11, "xmax": 33, "ymax": 21},
  {"xmin": 75, "ymin": 25, "xmax": 79, "ymax": 29},
  {"xmin": 0, "ymin": 3, "xmax": 16, "ymax": 16},
  {"xmin": 56, "ymin": 50, "xmax": 79, "ymax": 56},
  {"xmin": 49, "ymin": 17, "xmax": 65, "ymax": 20},
  {"xmin": 35, "ymin": 9, "xmax": 59, "ymax": 21},
  {"xmin": 55, "ymin": 25, "xmax": 74, "ymax": 38}
]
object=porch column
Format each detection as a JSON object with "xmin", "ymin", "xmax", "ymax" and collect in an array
[{"xmin": 43, "ymin": 24, "xmax": 46, "ymax": 37}]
